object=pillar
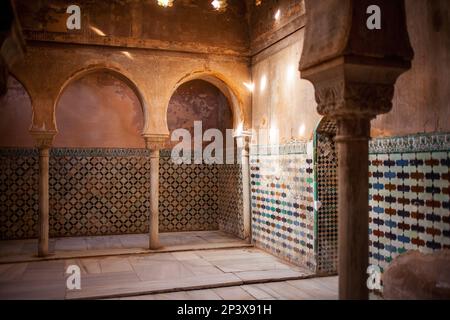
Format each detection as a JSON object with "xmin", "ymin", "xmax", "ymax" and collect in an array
[
  {"xmin": 31, "ymin": 131, "xmax": 55, "ymax": 257},
  {"xmin": 299, "ymin": 0, "xmax": 413, "ymax": 299},
  {"xmin": 235, "ymin": 132, "xmax": 252, "ymax": 242},
  {"xmin": 336, "ymin": 117, "xmax": 371, "ymax": 298},
  {"xmin": 144, "ymin": 135, "xmax": 167, "ymax": 250}
]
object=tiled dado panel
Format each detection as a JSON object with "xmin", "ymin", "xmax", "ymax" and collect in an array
[
  {"xmin": 49, "ymin": 149, "xmax": 151, "ymax": 237},
  {"xmin": 0, "ymin": 149, "xmax": 39, "ymax": 240},
  {"xmin": 217, "ymin": 164, "xmax": 244, "ymax": 238},
  {"xmin": 1, "ymin": 147, "xmax": 245, "ymax": 239},
  {"xmin": 159, "ymin": 152, "xmax": 219, "ymax": 232},
  {"xmin": 368, "ymin": 133, "xmax": 450, "ymax": 272},
  {"xmin": 250, "ymin": 144, "xmax": 316, "ymax": 271},
  {"xmin": 315, "ymin": 133, "xmax": 338, "ymax": 274},
  {"xmin": 159, "ymin": 151, "xmax": 244, "ymax": 236}
]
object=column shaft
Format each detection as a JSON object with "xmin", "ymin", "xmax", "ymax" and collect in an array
[
  {"xmin": 240, "ymin": 141, "xmax": 251, "ymax": 243},
  {"xmin": 38, "ymin": 147, "xmax": 50, "ymax": 257},
  {"xmin": 149, "ymin": 149, "xmax": 160, "ymax": 249},
  {"xmin": 336, "ymin": 118, "xmax": 370, "ymax": 299}
]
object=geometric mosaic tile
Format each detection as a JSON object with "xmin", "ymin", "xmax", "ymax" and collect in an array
[
  {"xmin": 250, "ymin": 144, "xmax": 316, "ymax": 272},
  {"xmin": 0, "ymin": 148, "xmax": 39, "ymax": 240},
  {"xmin": 217, "ymin": 164, "xmax": 244, "ymax": 238},
  {"xmin": 159, "ymin": 154, "xmax": 219, "ymax": 232},
  {"xmin": 49, "ymin": 148, "xmax": 151, "ymax": 237},
  {"xmin": 1, "ymin": 147, "xmax": 245, "ymax": 240},
  {"xmin": 315, "ymin": 132, "xmax": 338, "ymax": 274},
  {"xmin": 368, "ymin": 134, "xmax": 450, "ymax": 273}
]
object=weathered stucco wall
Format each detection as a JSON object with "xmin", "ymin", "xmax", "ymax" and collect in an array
[
  {"xmin": 10, "ymin": 43, "xmax": 252, "ymax": 137},
  {"xmin": 372, "ymin": 0, "xmax": 450, "ymax": 137},
  {"xmin": 54, "ymin": 71, "xmax": 145, "ymax": 148},
  {"xmin": 166, "ymin": 79, "xmax": 233, "ymax": 148},
  {"xmin": 15, "ymin": 0, "xmax": 249, "ymax": 56},
  {"xmin": 0, "ymin": 76, "xmax": 34, "ymax": 147},
  {"xmin": 248, "ymin": 0, "xmax": 305, "ymax": 55},
  {"xmin": 251, "ymin": 29, "xmax": 319, "ymax": 144}
]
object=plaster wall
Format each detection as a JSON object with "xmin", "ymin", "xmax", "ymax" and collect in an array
[
  {"xmin": 372, "ymin": 0, "xmax": 450, "ymax": 137},
  {"xmin": 54, "ymin": 71, "xmax": 145, "ymax": 148},
  {"xmin": 249, "ymin": 0, "xmax": 450, "ymax": 140},
  {"xmin": 166, "ymin": 79, "xmax": 233, "ymax": 149},
  {"xmin": 0, "ymin": 77, "xmax": 34, "ymax": 147},
  {"xmin": 15, "ymin": 0, "xmax": 249, "ymax": 56},
  {"xmin": 251, "ymin": 29, "xmax": 319, "ymax": 145}
]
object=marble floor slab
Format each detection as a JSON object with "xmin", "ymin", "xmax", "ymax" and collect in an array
[
  {"xmin": 0, "ymin": 231, "xmax": 251, "ymax": 263},
  {"xmin": 0, "ymin": 247, "xmax": 314, "ymax": 300},
  {"xmin": 118, "ymin": 276, "xmax": 339, "ymax": 300}
]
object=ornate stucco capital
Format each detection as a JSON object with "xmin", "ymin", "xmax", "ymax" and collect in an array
[
  {"xmin": 233, "ymin": 130, "xmax": 252, "ymax": 141},
  {"xmin": 143, "ymin": 133, "xmax": 168, "ymax": 151},
  {"xmin": 30, "ymin": 130, "xmax": 57, "ymax": 149},
  {"xmin": 233, "ymin": 130, "xmax": 252, "ymax": 150},
  {"xmin": 312, "ymin": 76, "xmax": 395, "ymax": 120},
  {"xmin": 299, "ymin": 0, "xmax": 413, "ymax": 121}
]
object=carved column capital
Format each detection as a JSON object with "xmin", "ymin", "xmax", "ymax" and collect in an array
[
  {"xmin": 314, "ymin": 78, "xmax": 395, "ymax": 120},
  {"xmin": 30, "ymin": 130, "xmax": 56, "ymax": 149},
  {"xmin": 143, "ymin": 134, "xmax": 168, "ymax": 151},
  {"xmin": 233, "ymin": 130, "xmax": 252, "ymax": 150},
  {"xmin": 299, "ymin": 0, "xmax": 413, "ymax": 123}
]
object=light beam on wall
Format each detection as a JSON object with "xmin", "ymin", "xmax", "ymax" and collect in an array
[
  {"xmin": 287, "ymin": 65, "xmax": 296, "ymax": 82},
  {"xmin": 89, "ymin": 25, "xmax": 106, "ymax": 36},
  {"xmin": 212, "ymin": 0, "xmax": 227, "ymax": 12},
  {"xmin": 298, "ymin": 124, "xmax": 305, "ymax": 137},
  {"xmin": 260, "ymin": 75, "xmax": 267, "ymax": 92},
  {"xmin": 157, "ymin": 0, "xmax": 174, "ymax": 7},
  {"xmin": 243, "ymin": 82, "xmax": 254, "ymax": 92},
  {"xmin": 274, "ymin": 9, "xmax": 281, "ymax": 21},
  {"xmin": 269, "ymin": 124, "xmax": 279, "ymax": 145},
  {"xmin": 234, "ymin": 122, "xmax": 244, "ymax": 137},
  {"xmin": 121, "ymin": 51, "xmax": 134, "ymax": 60}
]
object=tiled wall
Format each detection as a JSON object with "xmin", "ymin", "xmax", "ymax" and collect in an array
[
  {"xmin": 159, "ymin": 151, "xmax": 219, "ymax": 232},
  {"xmin": 217, "ymin": 164, "xmax": 244, "ymax": 238},
  {"xmin": 368, "ymin": 133, "xmax": 450, "ymax": 272},
  {"xmin": 249, "ymin": 132, "xmax": 449, "ymax": 275},
  {"xmin": 250, "ymin": 143, "xmax": 317, "ymax": 271},
  {"xmin": 0, "ymin": 149, "xmax": 39, "ymax": 240},
  {"xmin": 315, "ymin": 132, "xmax": 338, "ymax": 274},
  {"xmin": 48, "ymin": 148, "xmax": 151, "ymax": 237},
  {"xmin": 159, "ymin": 151, "xmax": 244, "ymax": 236},
  {"xmin": 249, "ymin": 118, "xmax": 340, "ymax": 275},
  {"xmin": 1, "ymin": 148, "xmax": 244, "ymax": 239}
]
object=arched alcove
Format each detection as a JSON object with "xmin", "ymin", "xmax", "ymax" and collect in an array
[
  {"xmin": 166, "ymin": 79, "xmax": 233, "ymax": 147},
  {"xmin": 0, "ymin": 75, "xmax": 38, "ymax": 240},
  {"xmin": 160, "ymin": 79, "xmax": 244, "ymax": 239},
  {"xmin": 0, "ymin": 75, "xmax": 34, "ymax": 147},
  {"xmin": 49, "ymin": 71, "xmax": 150, "ymax": 238},
  {"xmin": 167, "ymin": 72, "xmax": 245, "ymax": 131},
  {"xmin": 54, "ymin": 71, "xmax": 145, "ymax": 148}
]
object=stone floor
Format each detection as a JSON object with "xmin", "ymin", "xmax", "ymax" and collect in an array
[
  {"xmin": 0, "ymin": 247, "xmax": 317, "ymax": 300},
  {"xmin": 118, "ymin": 276, "xmax": 339, "ymax": 300},
  {"xmin": 0, "ymin": 231, "xmax": 250, "ymax": 263}
]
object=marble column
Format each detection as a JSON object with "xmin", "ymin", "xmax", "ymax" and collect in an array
[
  {"xmin": 235, "ymin": 132, "xmax": 252, "ymax": 243},
  {"xmin": 144, "ymin": 135, "xmax": 167, "ymax": 250},
  {"xmin": 31, "ymin": 131, "xmax": 55, "ymax": 257},
  {"xmin": 335, "ymin": 116, "xmax": 371, "ymax": 298},
  {"xmin": 299, "ymin": 0, "xmax": 413, "ymax": 299}
]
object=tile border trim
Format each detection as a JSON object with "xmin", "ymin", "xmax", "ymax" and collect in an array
[{"xmin": 369, "ymin": 132, "xmax": 450, "ymax": 154}]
